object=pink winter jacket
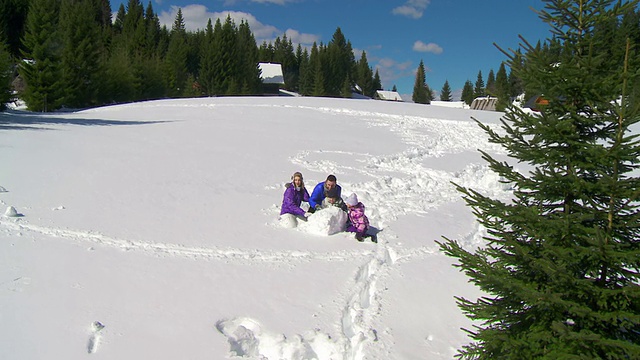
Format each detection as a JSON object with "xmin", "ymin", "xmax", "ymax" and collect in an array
[{"xmin": 348, "ymin": 202, "xmax": 369, "ymax": 233}]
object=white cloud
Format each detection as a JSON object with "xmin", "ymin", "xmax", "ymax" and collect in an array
[
  {"xmin": 374, "ymin": 58, "xmax": 415, "ymax": 88},
  {"xmin": 157, "ymin": 4, "xmax": 316, "ymax": 45},
  {"xmin": 392, "ymin": 0, "xmax": 430, "ymax": 19},
  {"xmin": 412, "ymin": 40, "xmax": 443, "ymax": 54},
  {"xmin": 284, "ymin": 29, "xmax": 320, "ymax": 46}
]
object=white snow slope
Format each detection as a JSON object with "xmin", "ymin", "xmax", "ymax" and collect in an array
[{"xmin": 1, "ymin": 96, "xmax": 514, "ymax": 359}]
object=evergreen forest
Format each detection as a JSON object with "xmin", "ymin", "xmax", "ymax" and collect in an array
[{"xmin": 0, "ymin": 0, "xmax": 384, "ymax": 111}]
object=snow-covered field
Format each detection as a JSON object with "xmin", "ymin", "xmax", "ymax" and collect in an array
[{"xmin": 0, "ymin": 96, "xmax": 513, "ymax": 359}]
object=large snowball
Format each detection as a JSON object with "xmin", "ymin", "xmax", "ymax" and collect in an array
[{"xmin": 298, "ymin": 206, "xmax": 347, "ymax": 236}]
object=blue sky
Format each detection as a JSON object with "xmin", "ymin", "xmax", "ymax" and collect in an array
[{"xmin": 111, "ymin": 0, "xmax": 551, "ymax": 97}]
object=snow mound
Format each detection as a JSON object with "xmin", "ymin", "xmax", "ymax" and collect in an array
[
  {"xmin": 216, "ymin": 317, "xmax": 341, "ymax": 360},
  {"xmin": 298, "ymin": 206, "xmax": 347, "ymax": 236},
  {"xmin": 4, "ymin": 206, "xmax": 20, "ymax": 217},
  {"xmin": 278, "ymin": 213, "xmax": 300, "ymax": 228}
]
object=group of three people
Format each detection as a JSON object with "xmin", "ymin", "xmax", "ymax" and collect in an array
[{"xmin": 280, "ymin": 172, "xmax": 376, "ymax": 242}]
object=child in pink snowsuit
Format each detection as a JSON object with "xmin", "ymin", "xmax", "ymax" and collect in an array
[{"xmin": 345, "ymin": 193, "xmax": 376, "ymax": 243}]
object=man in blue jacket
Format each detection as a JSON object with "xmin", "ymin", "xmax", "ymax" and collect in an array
[{"xmin": 308, "ymin": 174, "xmax": 342, "ymax": 213}]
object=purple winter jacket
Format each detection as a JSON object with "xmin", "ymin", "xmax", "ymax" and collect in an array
[
  {"xmin": 348, "ymin": 202, "xmax": 369, "ymax": 233},
  {"xmin": 280, "ymin": 182, "xmax": 310, "ymax": 217}
]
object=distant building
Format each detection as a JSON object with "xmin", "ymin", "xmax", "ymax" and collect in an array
[
  {"xmin": 258, "ymin": 62, "xmax": 284, "ymax": 95},
  {"xmin": 374, "ymin": 90, "xmax": 403, "ymax": 102},
  {"xmin": 524, "ymin": 95, "xmax": 550, "ymax": 111},
  {"xmin": 470, "ymin": 96, "xmax": 497, "ymax": 111}
]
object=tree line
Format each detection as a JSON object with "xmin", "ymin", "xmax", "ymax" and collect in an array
[{"xmin": 0, "ymin": 0, "xmax": 384, "ymax": 111}]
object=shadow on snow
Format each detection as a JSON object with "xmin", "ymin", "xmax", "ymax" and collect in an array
[{"xmin": 0, "ymin": 110, "xmax": 171, "ymax": 131}]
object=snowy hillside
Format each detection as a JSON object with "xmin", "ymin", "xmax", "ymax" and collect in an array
[{"xmin": 1, "ymin": 96, "xmax": 513, "ymax": 359}]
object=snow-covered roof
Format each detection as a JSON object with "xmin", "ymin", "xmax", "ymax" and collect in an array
[
  {"xmin": 470, "ymin": 96, "xmax": 497, "ymax": 111},
  {"xmin": 258, "ymin": 63, "xmax": 284, "ymax": 84},
  {"xmin": 375, "ymin": 90, "xmax": 403, "ymax": 102}
]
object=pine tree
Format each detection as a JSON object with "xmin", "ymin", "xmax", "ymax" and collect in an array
[
  {"xmin": 184, "ymin": 29, "xmax": 201, "ymax": 80},
  {"xmin": 312, "ymin": 61, "xmax": 325, "ymax": 97},
  {"xmin": 274, "ymin": 34, "xmax": 297, "ymax": 91},
  {"xmin": 0, "ymin": 40, "xmax": 12, "ymax": 110},
  {"xmin": 461, "ymin": 79, "xmax": 474, "ymax": 106},
  {"xmin": 439, "ymin": 1, "xmax": 640, "ymax": 358},
  {"xmin": 356, "ymin": 51, "xmax": 373, "ymax": 97},
  {"xmin": 326, "ymin": 27, "xmax": 353, "ymax": 96},
  {"xmin": 341, "ymin": 76, "xmax": 351, "ymax": 98},
  {"xmin": 293, "ymin": 44, "xmax": 304, "ymax": 92},
  {"xmin": 425, "ymin": 83, "xmax": 434, "ymax": 103},
  {"xmin": 306, "ymin": 42, "xmax": 320, "ymax": 96},
  {"xmin": 206, "ymin": 18, "xmax": 225, "ymax": 95},
  {"xmin": 113, "ymin": 4, "xmax": 125, "ymax": 34},
  {"xmin": 236, "ymin": 20, "xmax": 261, "ymax": 95},
  {"xmin": 412, "ymin": 59, "xmax": 428, "ymax": 104},
  {"xmin": 440, "ymin": 80, "xmax": 452, "ymax": 101},
  {"xmin": 20, "ymin": 0, "xmax": 62, "ymax": 111},
  {"xmin": 121, "ymin": 0, "xmax": 145, "ymax": 56},
  {"xmin": 372, "ymin": 69, "xmax": 382, "ymax": 93},
  {"xmin": 494, "ymin": 62, "xmax": 510, "ymax": 111},
  {"xmin": 0, "ymin": 0, "xmax": 30, "ymax": 59},
  {"xmin": 59, "ymin": 0, "xmax": 102, "ymax": 108},
  {"xmin": 164, "ymin": 8, "xmax": 188, "ymax": 97},
  {"xmin": 199, "ymin": 19, "xmax": 216, "ymax": 96},
  {"xmin": 137, "ymin": 55, "xmax": 165, "ymax": 100},
  {"xmin": 142, "ymin": 2, "xmax": 160, "ymax": 57},
  {"xmin": 103, "ymin": 45, "xmax": 136, "ymax": 103},
  {"xmin": 297, "ymin": 47, "xmax": 311, "ymax": 95},
  {"xmin": 258, "ymin": 41, "xmax": 274, "ymax": 62},
  {"xmin": 485, "ymin": 69, "xmax": 496, "ymax": 95},
  {"xmin": 473, "ymin": 70, "xmax": 485, "ymax": 98},
  {"xmin": 392, "ymin": 84, "xmax": 398, "ymax": 92},
  {"xmin": 218, "ymin": 15, "xmax": 238, "ymax": 95},
  {"xmin": 509, "ymin": 49, "xmax": 524, "ymax": 98}
]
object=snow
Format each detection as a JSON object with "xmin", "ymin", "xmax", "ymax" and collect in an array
[{"xmin": 0, "ymin": 96, "xmax": 513, "ymax": 359}]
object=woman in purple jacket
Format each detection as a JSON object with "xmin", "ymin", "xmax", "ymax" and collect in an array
[{"xmin": 280, "ymin": 172, "xmax": 311, "ymax": 219}]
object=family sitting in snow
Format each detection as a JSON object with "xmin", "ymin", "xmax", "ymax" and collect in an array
[{"xmin": 280, "ymin": 172, "xmax": 376, "ymax": 243}]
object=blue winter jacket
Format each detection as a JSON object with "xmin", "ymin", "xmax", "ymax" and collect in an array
[{"xmin": 309, "ymin": 181, "xmax": 342, "ymax": 209}]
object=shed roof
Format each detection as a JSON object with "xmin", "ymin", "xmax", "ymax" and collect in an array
[
  {"xmin": 375, "ymin": 90, "xmax": 403, "ymax": 101},
  {"xmin": 258, "ymin": 63, "xmax": 284, "ymax": 84}
]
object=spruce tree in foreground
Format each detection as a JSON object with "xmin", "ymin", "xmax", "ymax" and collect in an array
[{"xmin": 438, "ymin": 0, "xmax": 640, "ymax": 358}]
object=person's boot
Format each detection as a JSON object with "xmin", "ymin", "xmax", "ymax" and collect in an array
[{"xmin": 355, "ymin": 234, "xmax": 364, "ymax": 242}]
